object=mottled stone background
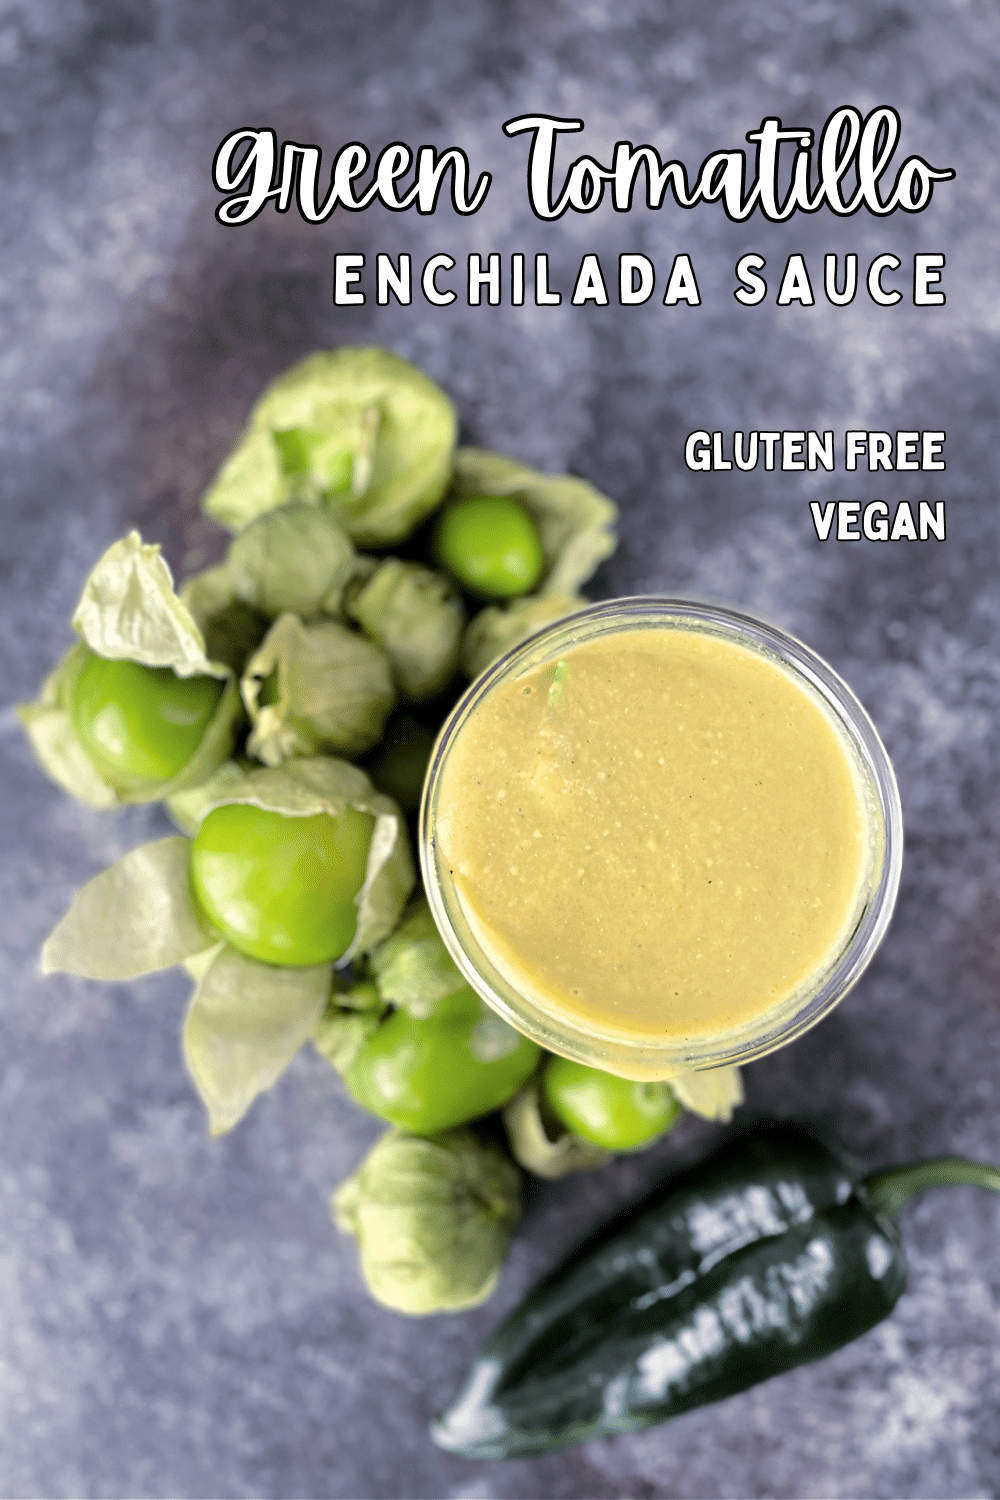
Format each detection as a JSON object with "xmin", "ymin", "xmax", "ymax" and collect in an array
[{"xmin": 2, "ymin": 2, "xmax": 999, "ymax": 1496}]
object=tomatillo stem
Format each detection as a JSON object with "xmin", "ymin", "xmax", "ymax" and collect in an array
[{"xmin": 863, "ymin": 1156, "xmax": 1000, "ymax": 1219}]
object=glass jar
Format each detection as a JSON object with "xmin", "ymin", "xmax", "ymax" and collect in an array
[{"xmin": 420, "ymin": 598, "xmax": 902, "ymax": 1079}]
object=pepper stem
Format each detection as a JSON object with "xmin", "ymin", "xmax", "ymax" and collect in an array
[{"xmin": 863, "ymin": 1157, "xmax": 1000, "ymax": 1219}]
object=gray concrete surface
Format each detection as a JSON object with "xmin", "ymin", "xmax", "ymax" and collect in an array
[{"xmin": 2, "ymin": 2, "xmax": 999, "ymax": 1496}]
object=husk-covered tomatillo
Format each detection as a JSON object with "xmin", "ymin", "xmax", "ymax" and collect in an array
[{"xmin": 334, "ymin": 1128, "xmax": 522, "ymax": 1316}]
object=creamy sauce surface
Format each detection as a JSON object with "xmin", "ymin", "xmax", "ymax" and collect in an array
[{"xmin": 435, "ymin": 627, "xmax": 869, "ymax": 1042}]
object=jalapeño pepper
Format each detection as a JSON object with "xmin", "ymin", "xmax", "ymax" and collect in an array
[{"xmin": 432, "ymin": 1118, "xmax": 1000, "ymax": 1460}]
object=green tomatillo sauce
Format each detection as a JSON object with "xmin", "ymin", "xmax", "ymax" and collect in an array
[{"xmin": 434, "ymin": 627, "xmax": 871, "ymax": 1047}]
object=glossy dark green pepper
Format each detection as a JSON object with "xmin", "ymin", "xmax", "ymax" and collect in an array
[{"xmin": 432, "ymin": 1118, "xmax": 1000, "ymax": 1459}]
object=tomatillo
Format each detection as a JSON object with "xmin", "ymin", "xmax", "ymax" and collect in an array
[
  {"xmin": 273, "ymin": 425, "xmax": 353, "ymax": 493},
  {"xmin": 434, "ymin": 495, "xmax": 544, "ymax": 599},
  {"xmin": 542, "ymin": 1057, "xmax": 681, "ymax": 1151},
  {"xmin": 190, "ymin": 802, "xmax": 375, "ymax": 966},
  {"xmin": 345, "ymin": 989, "xmax": 541, "ymax": 1134},
  {"xmin": 71, "ymin": 652, "xmax": 224, "ymax": 788}
]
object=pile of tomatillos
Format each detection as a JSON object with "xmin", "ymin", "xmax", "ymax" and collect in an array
[{"xmin": 22, "ymin": 348, "xmax": 742, "ymax": 1316}]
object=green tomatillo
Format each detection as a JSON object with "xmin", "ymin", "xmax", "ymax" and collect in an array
[
  {"xmin": 434, "ymin": 495, "xmax": 545, "ymax": 600},
  {"xmin": 190, "ymin": 801, "xmax": 375, "ymax": 967},
  {"xmin": 71, "ymin": 652, "xmax": 225, "ymax": 790},
  {"xmin": 542, "ymin": 1056, "xmax": 681, "ymax": 1151},
  {"xmin": 345, "ymin": 987, "xmax": 541, "ymax": 1134}
]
